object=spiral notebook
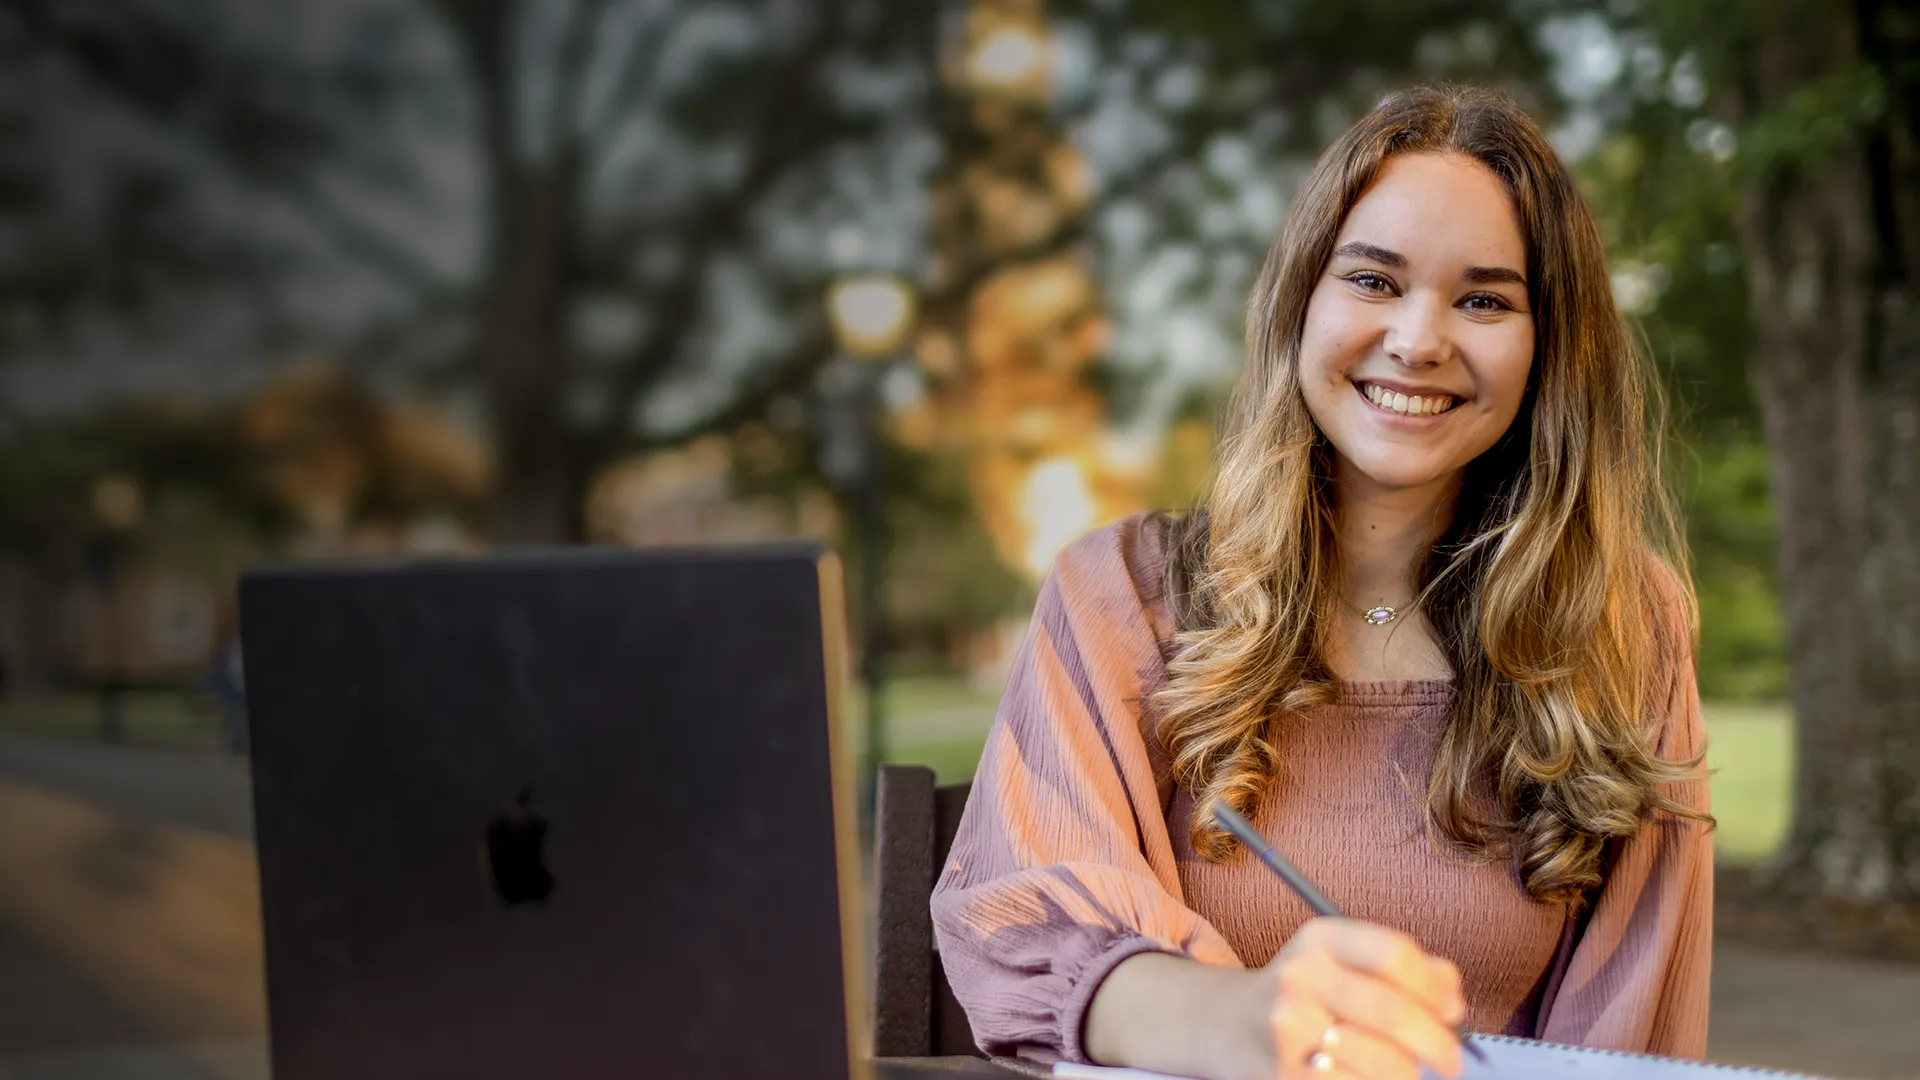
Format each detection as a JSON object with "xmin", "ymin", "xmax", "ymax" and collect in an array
[{"xmin": 1047, "ymin": 1034, "xmax": 1832, "ymax": 1079}]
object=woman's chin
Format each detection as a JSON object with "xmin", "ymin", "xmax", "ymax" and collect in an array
[{"xmin": 1342, "ymin": 457, "xmax": 1464, "ymax": 495}]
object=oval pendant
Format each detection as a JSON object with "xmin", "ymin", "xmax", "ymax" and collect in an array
[{"xmin": 1363, "ymin": 605, "xmax": 1397, "ymax": 626}]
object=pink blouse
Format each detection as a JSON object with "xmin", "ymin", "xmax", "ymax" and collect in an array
[{"xmin": 930, "ymin": 514, "xmax": 1712, "ymax": 1065}]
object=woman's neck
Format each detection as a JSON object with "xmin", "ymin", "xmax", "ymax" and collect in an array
[{"xmin": 1331, "ymin": 464, "xmax": 1462, "ymax": 606}]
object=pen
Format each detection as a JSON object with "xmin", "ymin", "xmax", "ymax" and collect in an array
[{"xmin": 1210, "ymin": 799, "xmax": 1488, "ymax": 1064}]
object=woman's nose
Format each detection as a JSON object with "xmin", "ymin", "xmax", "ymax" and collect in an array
[{"xmin": 1384, "ymin": 294, "xmax": 1449, "ymax": 367}]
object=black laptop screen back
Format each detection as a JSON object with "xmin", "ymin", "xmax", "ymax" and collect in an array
[{"xmin": 241, "ymin": 546, "xmax": 857, "ymax": 1080}]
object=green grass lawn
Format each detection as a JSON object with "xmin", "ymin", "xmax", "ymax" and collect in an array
[
  {"xmin": 864, "ymin": 676, "xmax": 1004, "ymax": 717},
  {"xmin": 1700, "ymin": 700, "xmax": 1793, "ymax": 865},
  {"xmin": 0, "ymin": 689, "xmax": 225, "ymax": 751}
]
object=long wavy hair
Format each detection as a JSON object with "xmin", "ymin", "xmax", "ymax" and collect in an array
[{"xmin": 1153, "ymin": 85, "xmax": 1706, "ymax": 905}]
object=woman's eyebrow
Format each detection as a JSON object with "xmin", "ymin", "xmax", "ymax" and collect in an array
[
  {"xmin": 1331, "ymin": 241, "xmax": 1404, "ymax": 266},
  {"xmin": 1463, "ymin": 265, "xmax": 1527, "ymax": 287}
]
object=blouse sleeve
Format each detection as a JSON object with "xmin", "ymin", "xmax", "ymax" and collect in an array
[
  {"xmin": 930, "ymin": 524, "xmax": 1243, "ymax": 1065},
  {"xmin": 1536, "ymin": 576, "xmax": 1714, "ymax": 1057}
]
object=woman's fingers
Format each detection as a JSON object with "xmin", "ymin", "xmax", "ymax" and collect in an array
[
  {"xmin": 1268, "ymin": 991, "xmax": 1334, "ymax": 1077},
  {"xmin": 1263, "ymin": 918, "xmax": 1472, "ymax": 1079},
  {"xmin": 1272, "ymin": 1009, "xmax": 1417, "ymax": 1080},
  {"xmin": 1308, "ymin": 957, "xmax": 1463, "ymax": 1079}
]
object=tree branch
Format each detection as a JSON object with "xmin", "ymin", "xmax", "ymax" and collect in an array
[
  {"xmin": 629, "ymin": 322, "xmax": 836, "ymax": 453},
  {"xmin": 584, "ymin": 2, "xmax": 685, "ymax": 150},
  {"xmin": 597, "ymin": 7, "xmax": 1244, "ymax": 463},
  {"xmin": 550, "ymin": 0, "xmax": 610, "ymax": 157},
  {"xmin": 588, "ymin": 0, "xmax": 853, "ymax": 452},
  {"xmin": 14, "ymin": 0, "xmax": 459, "ymax": 301},
  {"xmin": 274, "ymin": 183, "xmax": 464, "ymax": 302}
]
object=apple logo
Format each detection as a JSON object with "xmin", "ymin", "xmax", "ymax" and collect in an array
[{"xmin": 484, "ymin": 786, "xmax": 554, "ymax": 905}]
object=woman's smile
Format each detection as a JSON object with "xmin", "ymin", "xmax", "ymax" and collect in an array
[{"xmin": 1352, "ymin": 378, "xmax": 1462, "ymax": 418}]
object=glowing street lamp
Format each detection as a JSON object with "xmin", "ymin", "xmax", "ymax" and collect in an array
[
  {"xmin": 965, "ymin": 22, "xmax": 1051, "ymax": 99},
  {"xmin": 826, "ymin": 274, "xmax": 917, "ymax": 358},
  {"xmin": 91, "ymin": 474, "xmax": 144, "ymax": 531}
]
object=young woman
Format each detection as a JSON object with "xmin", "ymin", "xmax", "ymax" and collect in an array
[{"xmin": 930, "ymin": 85, "xmax": 1712, "ymax": 1080}]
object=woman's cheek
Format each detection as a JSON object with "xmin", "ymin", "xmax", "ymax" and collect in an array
[{"xmin": 1464, "ymin": 326, "xmax": 1533, "ymax": 405}]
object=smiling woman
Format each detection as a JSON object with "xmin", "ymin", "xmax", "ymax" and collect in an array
[{"xmin": 930, "ymin": 86, "xmax": 1712, "ymax": 1080}]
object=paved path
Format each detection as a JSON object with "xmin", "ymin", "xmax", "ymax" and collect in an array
[
  {"xmin": 1709, "ymin": 942, "xmax": 1920, "ymax": 1078},
  {"xmin": 0, "ymin": 739, "xmax": 265, "ymax": 1075},
  {"xmin": 0, "ymin": 732, "xmax": 1914, "ymax": 1079},
  {"xmin": 0, "ymin": 734, "xmax": 253, "ymax": 840},
  {"xmin": 0, "ymin": 1038, "xmax": 267, "ymax": 1080}
]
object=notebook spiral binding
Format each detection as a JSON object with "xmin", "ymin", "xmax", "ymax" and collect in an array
[{"xmin": 1473, "ymin": 1034, "xmax": 1824, "ymax": 1078}]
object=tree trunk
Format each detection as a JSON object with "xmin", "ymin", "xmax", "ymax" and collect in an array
[
  {"xmin": 1859, "ymin": 268, "xmax": 1920, "ymax": 902},
  {"xmin": 1853, "ymin": 0, "xmax": 1920, "ymax": 899},
  {"xmin": 1741, "ymin": 0, "xmax": 1920, "ymax": 904},
  {"xmin": 438, "ymin": 0, "xmax": 586, "ymax": 547},
  {"xmin": 481, "ymin": 159, "xmax": 583, "ymax": 546}
]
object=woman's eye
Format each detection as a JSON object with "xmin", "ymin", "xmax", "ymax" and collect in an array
[
  {"xmin": 1347, "ymin": 271, "xmax": 1394, "ymax": 294},
  {"xmin": 1462, "ymin": 293, "xmax": 1512, "ymax": 314}
]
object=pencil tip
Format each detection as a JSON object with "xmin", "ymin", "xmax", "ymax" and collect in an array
[{"xmin": 1460, "ymin": 1029, "xmax": 1488, "ymax": 1063}]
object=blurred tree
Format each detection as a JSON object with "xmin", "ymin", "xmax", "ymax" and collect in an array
[
  {"xmin": 1605, "ymin": 0, "xmax": 1919, "ymax": 906},
  {"xmin": 6, "ymin": 0, "xmax": 942, "ymax": 542},
  {"xmin": 3, "ymin": 0, "xmax": 1560, "ymax": 551},
  {"xmin": 1736, "ymin": 0, "xmax": 1918, "ymax": 908}
]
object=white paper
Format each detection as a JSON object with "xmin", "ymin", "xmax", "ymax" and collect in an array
[
  {"xmin": 1052, "ymin": 1065, "xmax": 1187, "ymax": 1080},
  {"xmin": 1049, "ymin": 1035, "xmax": 1826, "ymax": 1079}
]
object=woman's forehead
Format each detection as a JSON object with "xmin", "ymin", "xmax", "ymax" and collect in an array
[{"xmin": 1335, "ymin": 153, "xmax": 1528, "ymax": 274}]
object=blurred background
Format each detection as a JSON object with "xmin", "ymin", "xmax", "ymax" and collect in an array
[{"xmin": 0, "ymin": 0, "xmax": 1914, "ymax": 1077}]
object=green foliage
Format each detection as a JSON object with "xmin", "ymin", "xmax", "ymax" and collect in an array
[
  {"xmin": 0, "ymin": 403, "xmax": 285, "ymax": 566},
  {"xmin": 1738, "ymin": 61, "xmax": 1890, "ymax": 176},
  {"xmin": 1683, "ymin": 440, "xmax": 1788, "ymax": 699},
  {"xmin": 1582, "ymin": 123, "xmax": 1782, "ymax": 699},
  {"xmin": 884, "ymin": 449, "xmax": 1036, "ymax": 666}
]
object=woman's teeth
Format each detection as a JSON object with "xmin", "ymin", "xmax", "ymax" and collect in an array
[{"xmin": 1362, "ymin": 382, "xmax": 1457, "ymax": 416}]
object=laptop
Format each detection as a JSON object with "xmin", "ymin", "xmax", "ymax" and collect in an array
[{"xmin": 240, "ymin": 543, "xmax": 872, "ymax": 1080}]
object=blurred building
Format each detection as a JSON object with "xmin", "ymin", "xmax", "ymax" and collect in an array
[{"xmin": 54, "ymin": 571, "xmax": 219, "ymax": 685}]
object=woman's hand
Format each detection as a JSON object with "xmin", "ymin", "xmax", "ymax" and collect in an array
[
  {"xmin": 1218, "ymin": 917, "xmax": 1468, "ymax": 1080},
  {"xmin": 1084, "ymin": 918, "xmax": 1468, "ymax": 1080}
]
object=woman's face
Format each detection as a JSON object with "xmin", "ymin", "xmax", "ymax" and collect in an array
[{"xmin": 1298, "ymin": 152, "xmax": 1536, "ymax": 498}]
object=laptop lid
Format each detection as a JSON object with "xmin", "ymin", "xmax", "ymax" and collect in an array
[{"xmin": 240, "ymin": 543, "xmax": 866, "ymax": 1080}]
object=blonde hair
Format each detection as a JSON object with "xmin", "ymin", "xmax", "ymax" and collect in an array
[{"xmin": 1153, "ymin": 85, "xmax": 1705, "ymax": 905}]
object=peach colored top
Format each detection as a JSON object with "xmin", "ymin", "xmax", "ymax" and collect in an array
[{"xmin": 930, "ymin": 514, "xmax": 1712, "ymax": 1066}]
